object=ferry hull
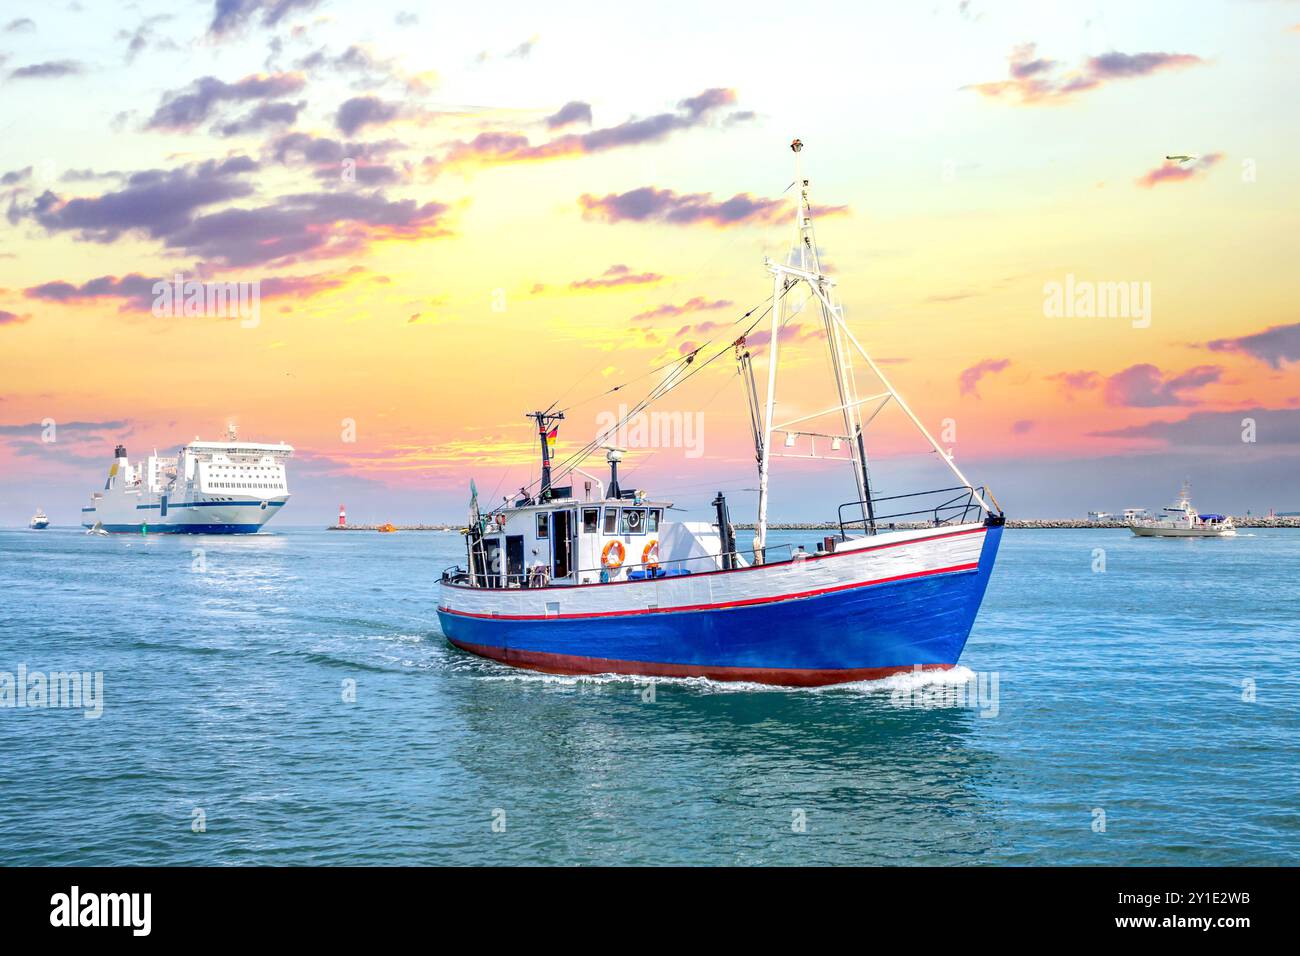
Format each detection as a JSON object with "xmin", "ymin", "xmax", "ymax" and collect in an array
[
  {"xmin": 81, "ymin": 498, "xmax": 288, "ymax": 534},
  {"xmin": 439, "ymin": 522, "xmax": 1002, "ymax": 686}
]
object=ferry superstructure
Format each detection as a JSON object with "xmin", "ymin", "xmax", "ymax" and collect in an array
[
  {"xmin": 81, "ymin": 425, "xmax": 293, "ymax": 534},
  {"xmin": 437, "ymin": 142, "xmax": 1005, "ymax": 686}
]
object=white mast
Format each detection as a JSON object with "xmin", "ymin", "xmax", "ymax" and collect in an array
[
  {"xmin": 754, "ymin": 266, "xmax": 783, "ymax": 560},
  {"xmin": 753, "ymin": 140, "xmax": 994, "ymax": 550}
]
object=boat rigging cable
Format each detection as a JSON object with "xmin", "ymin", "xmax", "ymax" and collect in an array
[{"xmin": 491, "ymin": 285, "xmax": 798, "ymax": 515}]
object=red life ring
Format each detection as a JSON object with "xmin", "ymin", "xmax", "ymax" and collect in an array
[
  {"xmin": 642, "ymin": 540, "xmax": 659, "ymax": 571},
  {"xmin": 602, "ymin": 540, "xmax": 625, "ymax": 569}
]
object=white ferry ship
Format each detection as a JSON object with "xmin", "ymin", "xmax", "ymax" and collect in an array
[
  {"xmin": 81, "ymin": 425, "xmax": 293, "ymax": 534},
  {"xmin": 29, "ymin": 508, "xmax": 50, "ymax": 529}
]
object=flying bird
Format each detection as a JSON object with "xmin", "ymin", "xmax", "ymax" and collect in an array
[{"xmin": 1165, "ymin": 154, "xmax": 1198, "ymax": 164}]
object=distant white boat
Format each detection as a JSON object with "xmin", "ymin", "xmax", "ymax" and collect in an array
[
  {"xmin": 1129, "ymin": 483, "xmax": 1236, "ymax": 538},
  {"xmin": 29, "ymin": 508, "xmax": 50, "ymax": 529},
  {"xmin": 85, "ymin": 520, "xmax": 109, "ymax": 536}
]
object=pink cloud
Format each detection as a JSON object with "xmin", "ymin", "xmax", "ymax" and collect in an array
[
  {"xmin": 1136, "ymin": 153, "xmax": 1223, "ymax": 188},
  {"xmin": 959, "ymin": 358, "xmax": 1011, "ymax": 397}
]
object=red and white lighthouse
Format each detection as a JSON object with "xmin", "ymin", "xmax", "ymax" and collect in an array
[{"xmin": 338, "ymin": 504, "xmax": 347, "ymax": 527}]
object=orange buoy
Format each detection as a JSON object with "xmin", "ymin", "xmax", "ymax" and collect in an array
[{"xmin": 601, "ymin": 540, "xmax": 625, "ymax": 569}]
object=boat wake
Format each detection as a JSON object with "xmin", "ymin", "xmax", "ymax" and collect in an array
[{"xmin": 474, "ymin": 664, "xmax": 980, "ymax": 695}]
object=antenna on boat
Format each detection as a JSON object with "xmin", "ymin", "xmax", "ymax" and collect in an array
[
  {"xmin": 527, "ymin": 409, "xmax": 565, "ymax": 500},
  {"xmin": 603, "ymin": 446, "xmax": 625, "ymax": 499},
  {"xmin": 752, "ymin": 139, "xmax": 995, "ymax": 556}
]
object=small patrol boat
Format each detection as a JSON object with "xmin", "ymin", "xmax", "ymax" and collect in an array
[
  {"xmin": 1129, "ymin": 482, "xmax": 1236, "ymax": 538},
  {"xmin": 437, "ymin": 142, "xmax": 1006, "ymax": 686},
  {"xmin": 29, "ymin": 508, "xmax": 50, "ymax": 529}
]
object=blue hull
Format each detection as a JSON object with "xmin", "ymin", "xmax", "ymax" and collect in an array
[{"xmin": 439, "ymin": 524, "xmax": 1002, "ymax": 685}]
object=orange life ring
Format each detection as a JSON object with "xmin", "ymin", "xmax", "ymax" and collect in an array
[
  {"xmin": 602, "ymin": 540, "xmax": 625, "ymax": 569},
  {"xmin": 642, "ymin": 539, "xmax": 659, "ymax": 571}
]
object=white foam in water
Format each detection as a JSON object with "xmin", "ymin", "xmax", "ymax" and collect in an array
[{"xmin": 474, "ymin": 663, "xmax": 979, "ymax": 695}]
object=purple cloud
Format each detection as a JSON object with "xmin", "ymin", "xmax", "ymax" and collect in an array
[
  {"xmin": 162, "ymin": 191, "xmax": 451, "ymax": 267},
  {"xmin": 1205, "ymin": 321, "xmax": 1300, "ymax": 369},
  {"xmin": 966, "ymin": 44, "xmax": 1204, "ymax": 105},
  {"xmin": 209, "ymin": 0, "xmax": 322, "ymax": 37},
  {"xmin": 336, "ymin": 95, "xmax": 402, "ymax": 136},
  {"xmin": 1103, "ymin": 363, "xmax": 1222, "ymax": 407},
  {"xmin": 270, "ymin": 131, "xmax": 404, "ymax": 166},
  {"xmin": 959, "ymin": 358, "xmax": 1011, "ymax": 397},
  {"xmin": 146, "ymin": 73, "xmax": 306, "ymax": 131},
  {"xmin": 545, "ymin": 101, "xmax": 593, "ymax": 129},
  {"xmin": 578, "ymin": 186, "xmax": 800, "ymax": 228},
  {"xmin": 24, "ymin": 269, "xmax": 355, "ymax": 313},
  {"xmin": 1088, "ymin": 51, "xmax": 1202, "ymax": 78},
  {"xmin": 438, "ymin": 88, "xmax": 742, "ymax": 170},
  {"xmin": 24, "ymin": 157, "xmax": 257, "ymax": 241},
  {"xmin": 8, "ymin": 60, "xmax": 84, "ymax": 80},
  {"xmin": 678, "ymin": 88, "xmax": 737, "ymax": 116},
  {"xmin": 214, "ymin": 99, "xmax": 305, "ymax": 137},
  {"xmin": 1091, "ymin": 407, "xmax": 1300, "ymax": 446}
]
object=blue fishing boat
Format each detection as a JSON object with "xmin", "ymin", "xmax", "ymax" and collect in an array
[{"xmin": 438, "ymin": 141, "xmax": 1005, "ymax": 686}]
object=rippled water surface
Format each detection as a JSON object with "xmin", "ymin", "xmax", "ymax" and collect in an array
[{"xmin": 1, "ymin": 525, "xmax": 1296, "ymax": 865}]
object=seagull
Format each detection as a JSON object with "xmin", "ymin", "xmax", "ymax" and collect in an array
[{"xmin": 1165, "ymin": 154, "xmax": 1198, "ymax": 164}]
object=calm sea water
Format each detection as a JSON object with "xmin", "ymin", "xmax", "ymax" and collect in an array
[{"xmin": 1, "ymin": 524, "xmax": 1296, "ymax": 866}]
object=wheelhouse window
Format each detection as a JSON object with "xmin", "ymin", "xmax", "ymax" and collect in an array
[
  {"xmin": 536, "ymin": 512, "xmax": 549, "ymax": 539},
  {"xmin": 647, "ymin": 508, "xmax": 661, "ymax": 533},
  {"xmin": 620, "ymin": 508, "xmax": 647, "ymax": 535},
  {"xmin": 602, "ymin": 508, "xmax": 618, "ymax": 535},
  {"xmin": 582, "ymin": 508, "xmax": 600, "ymax": 533}
]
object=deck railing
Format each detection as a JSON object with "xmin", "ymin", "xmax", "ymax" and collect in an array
[
  {"xmin": 442, "ymin": 485, "xmax": 1001, "ymax": 589},
  {"xmin": 442, "ymin": 540, "xmax": 812, "ymax": 589},
  {"xmin": 837, "ymin": 485, "xmax": 995, "ymax": 539}
]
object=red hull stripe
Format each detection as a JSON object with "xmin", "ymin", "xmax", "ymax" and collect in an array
[
  {"xmin": 439, "ymin": 560, "xmax": 980, "ymax": 621},
  {"xmin": 441, "ymin": 525, "xmax": 987, "ymax": 594},
  {"xmin": 448, "ymin": 639, "xmax": 954, "ymax": 687}
]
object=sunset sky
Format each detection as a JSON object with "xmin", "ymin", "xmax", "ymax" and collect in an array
[{"xmin": 1, "ymin": 0, "xmax": 1298, "ymax": 525}]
